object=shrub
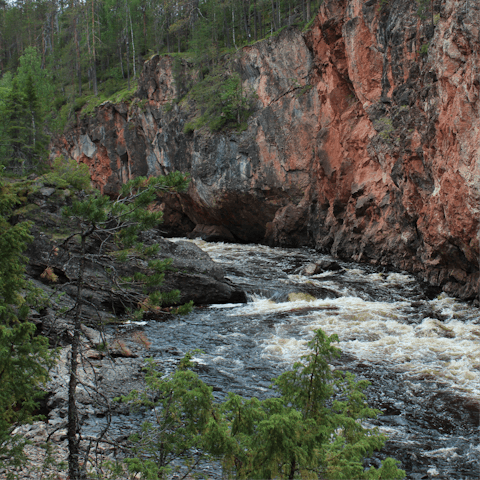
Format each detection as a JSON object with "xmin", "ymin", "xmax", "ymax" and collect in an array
[
  {"xmin": 184, "ymin": 66, "xmax": 257, "ymax": 133},
  {"xmin": 42, "ymin": 156, "xmax": 92, "ymax": 191}
]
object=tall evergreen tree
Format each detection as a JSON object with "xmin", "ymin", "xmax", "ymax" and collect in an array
[
  {"xmin": 3, "ymin": 78, "xmax": 29, "ymax": 166},
  {"xmin": 23, "ymin": 73, "xmax": 48, "ymax": 161}
]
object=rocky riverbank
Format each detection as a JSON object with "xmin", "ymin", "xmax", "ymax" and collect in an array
[{"xmin": 2, "ymin": 178, "xmax": 247, "ymax": 478}]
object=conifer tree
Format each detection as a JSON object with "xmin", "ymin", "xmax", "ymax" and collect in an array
[
  {"xmin": 119, "ymin": 329, "xmax": 406, "ymax": 480},
  {"xmin": 23, "ymin": 73, "xmax": 48, "ymax": 162},
  {"xmin": 0, "ymin": 172, "xmax": 57, "ymax": 472},
  {"xmin": 3, "ymin": 72, "xmax": 47, "ymax": 169},
  {"xmin": 57, "ymin": 172, "xmax": 191, "ymax": 480},
  {"xmin": 3, "ymin": 78, "xmax": 29, "ymax": 166}
]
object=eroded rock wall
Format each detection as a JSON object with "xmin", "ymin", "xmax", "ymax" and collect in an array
[{"xmin": 55, "ymin": 0, "xmax": 480, "ymax": 300}]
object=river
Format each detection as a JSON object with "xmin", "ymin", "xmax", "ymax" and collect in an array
[{"xmin": 97, "ymin": 240, "xmax": 479, "ymax": 479}]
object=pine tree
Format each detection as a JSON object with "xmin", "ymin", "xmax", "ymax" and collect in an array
[{"xmin": 57, "ymin": 172, "xmax": 191, "ymax": 480}]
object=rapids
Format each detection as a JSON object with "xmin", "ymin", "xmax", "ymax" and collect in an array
[{"xmin": 95, "ymin": 240, "xmax": 479, "ymax": 479}]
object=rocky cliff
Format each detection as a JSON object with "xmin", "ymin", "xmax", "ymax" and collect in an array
[{"xmin": 55, "ymin": 0, "xmax": 480, "ymax": 301}]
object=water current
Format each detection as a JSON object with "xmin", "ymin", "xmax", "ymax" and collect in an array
[{"xmin": 96, "ymin": 240, "xmax": 479, "ymax": 479}]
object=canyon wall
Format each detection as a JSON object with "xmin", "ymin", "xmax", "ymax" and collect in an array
[{"xmin": 56, "ymin": 0, "xmax": 480, "ymax": 300}]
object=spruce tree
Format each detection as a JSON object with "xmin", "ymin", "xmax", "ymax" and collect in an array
[
  {"xmin": 2, "ymin": 73, "xmax": 47, "ymax": 170},
  {"xmin": 3, "ymin": 79, "xmax": 29, "ymax": 167},
  {"xmin": 0, "ymin": 172, "xmax": 57, "ymax": 472},
  {"xmin": 119, "ymin": 329, "xmax": 406, "ymax": 480},
  {"xmin": 23, "ymin": 73, "xmax": 48, "ymax": 163}
]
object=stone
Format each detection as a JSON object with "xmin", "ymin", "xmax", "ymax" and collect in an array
[
  {"xmin": 303, "ymin": 260, "xmax": 342, "ymax": 275},
  {"xmin": 39, "ymin": 187, "xmax": 56, "ymax": 197},
  {"xmin": 189, "ymin": 224, "xmax": 236, "ymax": 242},
  {"xmin": 288, "ymin": 292, "xmax": 317, "ymax": 302}
]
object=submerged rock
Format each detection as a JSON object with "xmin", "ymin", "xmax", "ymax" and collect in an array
[{"xmin": 288, "ymin": 292, "xmax": 317, "ymax": 302}]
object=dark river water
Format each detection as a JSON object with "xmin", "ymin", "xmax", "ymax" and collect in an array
[{"xmin": 94, "ymin": 240, "xmax": 479, "ymax": 479}]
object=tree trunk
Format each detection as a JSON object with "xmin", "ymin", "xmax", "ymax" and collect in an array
[
  {"xmin": 306, "ymin": 0, "xmax": 311, "ymax": 21},
  {"xmin": 129, "ymin": 8, "xmax": 136, "ymax": 78},
  {"xmin": 67, "ymin": 233, "xmax": 86, "ymax": 480},
  {"xmin": 73, "ymin": 9, "xmax": 81, "ymax": 96},
  {"xmin": 166, "ymin": 11, "xmax": 171, "ymax": 53},
  {"xmin": 232, "ymin": 6, "xmax": 237, "ymax": 49},
  {"xmin": 126, "ymin": 31, "xmax": 130, "ymax": 89},
  {"xmin": 118, "ymin": 44, "xmax": 124, "ymax": 79},
  {"xmin": 91, "ymin": 0, "xmax": 97, "ymax": 96},
  {"xmin": 243, "ymin": 0, "xmax": 251, "ymax": 40},
  {"xmin": 224, "ymin": 6, "xmax": 230, "ymax": 48},
  {"xmin": 253, "ymin": 0, "xmax": 257, "ymax": 40},
  {"xmin": 143, "ymin": 4, "xmax": 147, "ymax": 54},
  {"xmin": 271, "ymin": 0, "xmax": 276, "ymax": 32}
]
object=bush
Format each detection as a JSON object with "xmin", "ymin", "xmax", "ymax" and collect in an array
[{"xmin": 42, "ymin": 156, "xmax": 92, "ymax": 191}]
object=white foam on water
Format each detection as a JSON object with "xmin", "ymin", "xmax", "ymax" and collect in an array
[
  {"xmin": 254, "ymin": 295, "xmax": 480, "ymax": 400},
  {"xmin": 209, "ymin": 303, "xmax": 244, "ymax": 308},
  {"xmin": 422, "ymin": 447, "xmax": 459, "ymax": 459},
  {"xmin": 174, "ymin": 239, "xmax": 480, "ymax": 401},
  {"xmin": 385, "ymin": 272, "xmax": 416, "ymax": 283}
]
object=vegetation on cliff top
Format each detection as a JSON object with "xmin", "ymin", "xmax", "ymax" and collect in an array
[{"xmin": 0, "ymin": 0, "xmax": 324, "ymax": 151}]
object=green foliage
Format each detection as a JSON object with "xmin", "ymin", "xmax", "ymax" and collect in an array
[
  {"xmin": 214, "ymin": 330, "xmax": 405, "ymax": 479},
  {"xmin": 0, "ymin": 47, "xmax": 52, "ymax": 171},
  {"xmin": 41, "ymin": 156, "xmax": 92, "ymax": 192},
  {"xmin": 1, "ymin": 73, "xmax": 49, "ymax": 169},
  {"xmin": 375, "ymin": 117, "xmax": 394, "ymax": 142},
  {"xmin": 60, "ymin": 171, "xmax": 192, "ymax": 478},
  {"xmin": 62, "ymin": 172, "xmax": 191, "ymax": 317},
  {"xmin": 117, "ymin": 352, "xmax": 213, "ymax": 479},
  {"xmin": 15, "ymin": 47, "xmax": 55, "ymax": 116},
  {"xmin": 296, "ymin": 84, "xmax": 314, "ymax": 97},
  {"xmin": 0, "ymin": 0, "xmax": 327, "ymax": 140},
  {"xmin": 419, "ymin": 42, "xmax": 430, "ymax": 56},
  {"xmin": 416, "ymin": 0, "xmax": 432, "ymax": 20},
  {"xmin": 378, "ymin": 0, "xmax": 390, "ymax": 11},
  {"xmin": 120, "ymin": 330, "xmax": 405, "ymax": 480},
  {"xmin": 184, "ymin": 66, "xmax": 257, "ymax": 133},
  {"xmin": 0, "ymin": 173, "xmax": 57, "ymax": 473}
]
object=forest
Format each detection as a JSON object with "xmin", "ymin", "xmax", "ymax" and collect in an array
[{"xmin": 0, "ymin": 0, "xmax": 325, "ymax": 170}]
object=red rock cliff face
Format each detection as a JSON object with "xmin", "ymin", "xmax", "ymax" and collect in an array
[{"xmin": 56, "ymin": 0, "xmax": 479, "ymax": 301}]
